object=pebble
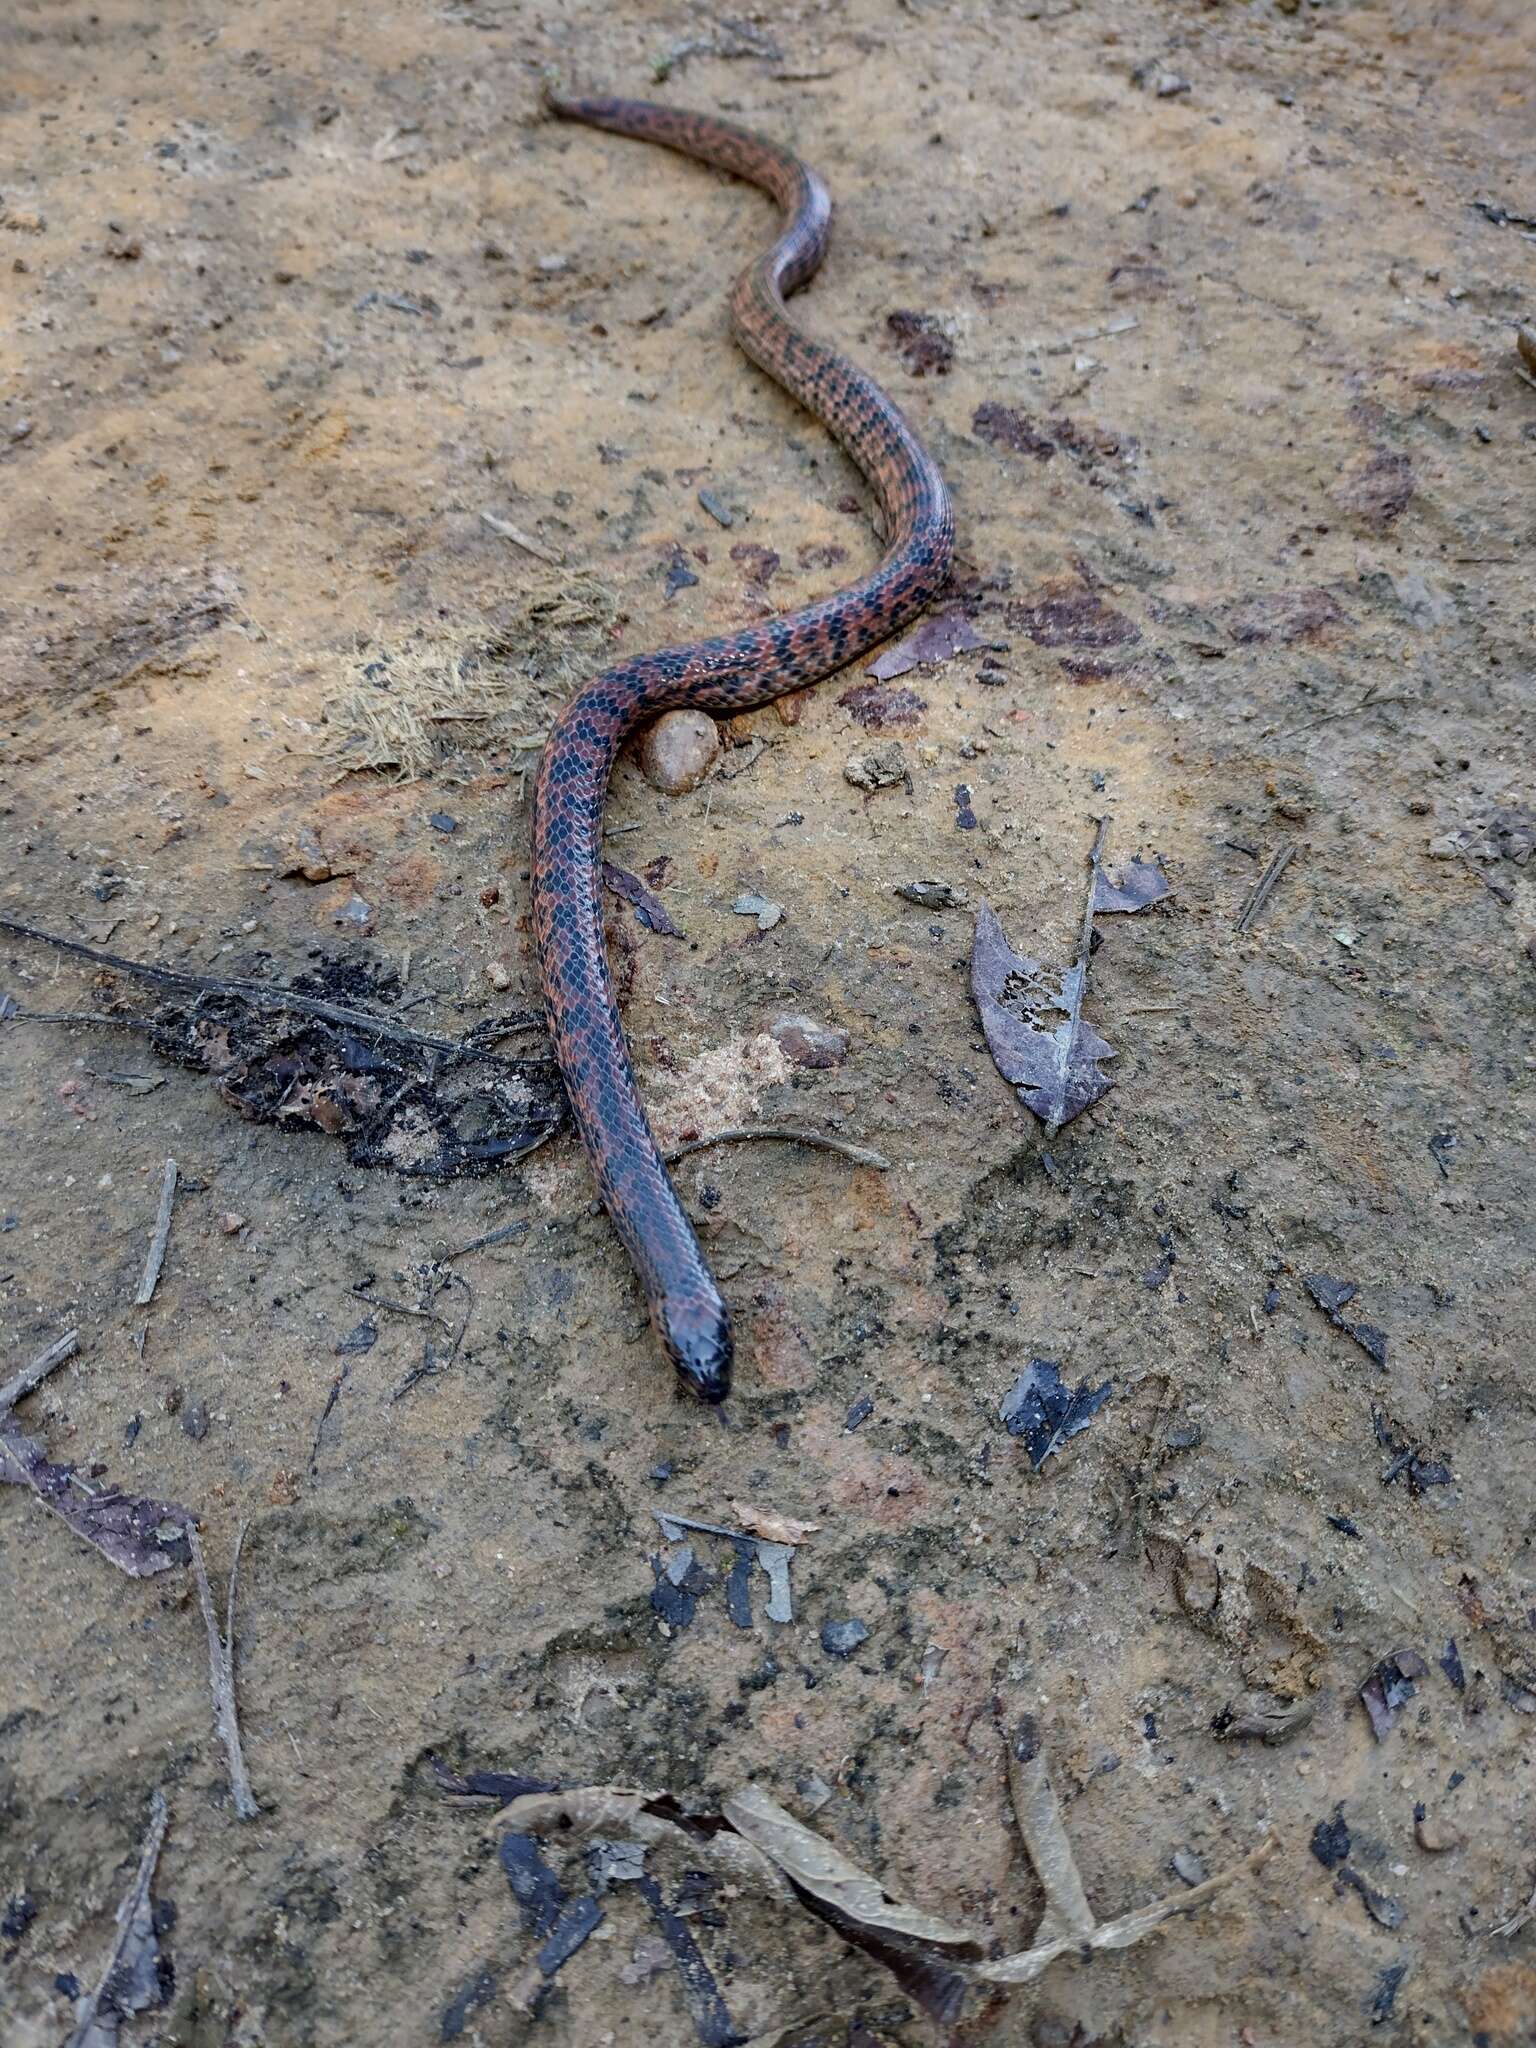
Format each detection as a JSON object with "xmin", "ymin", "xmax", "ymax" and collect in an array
[
  {"xmin": 218, "ymin": 1212, "xmax": 247, "ymax": 1235},
  {"xmin": 640, "ymin": 708, "xmax": 720, "ymax": 795},
  {"xmin": 1414, "ymin": 1812, "xmax": 1463, "ymax": 1854},
  {"xmin": 1518, "ymin": 324, "xmax": 1536, "ymax": 376},
  {"xmin": 820, "ymin": 1618, "xmax": 869, "ymax": 1659},
  {"xmin": 895, "ymin": 879, "xmax": 968, "ymax": 909},
  {"xmin": 181, "ymin": 1399, "xmax": 210, "ymax": 1442},
  {"xmin": 733, "ymin": 893, "xmax": 784, "ymax": 932},
  {"xmin": 770, "ymin": 1014, "xmax": 849, "ymax": 1069}
]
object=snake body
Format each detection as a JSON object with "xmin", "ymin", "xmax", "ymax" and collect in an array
[{"xmin": 533, "ymin": 91, "xmax": 955, "ymax": 1401}]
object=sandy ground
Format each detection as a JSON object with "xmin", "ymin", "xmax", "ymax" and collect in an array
[{"xmin": 2, "ymin": 0, "xmax": 1535, "ymax": 2042}]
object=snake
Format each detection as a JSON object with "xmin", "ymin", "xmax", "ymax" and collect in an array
[{"xmin": 532, "ymin": 87, "xmax": 955, "ymax": 1403}]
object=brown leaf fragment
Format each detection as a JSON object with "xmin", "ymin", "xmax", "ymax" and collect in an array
[
  {"xmin": 65, "ymin": 1789, "xmax": 171, "ymax": 2048},
  {"xmin": 602, "ymin": 862, "xmax": 684, "ymax": 937},
  {"xmin": 1222, "ymin": 586, "xmax": 1345, "ymax": 645},
  {"xmin": 1006, "ymin": 574, "xmax": 1139, "ymax": 651},
  {"xmin": 1360, "ymin": 1649, "xmax": 1428, "ymax": 1740},
  {"xmin": 865, "ymin": 609, "xmax": 984, "ymax": 682},
  {"xmin": 1213, "ymin": 1691, "xmax": 1315, "ymax": 1745},
  {"xmin": 972, "ymin": 402, "xmax": 1057, "ymax": 459},
  {"xmin": 1333, "ymin": 448, "xmax": 1415, "ymax": 530},
  {"xmin": 839, "ymin": 681, "xmax": 927, "ymax": 726},
  {"xmin": 729, "ymin": 1501, "xmax": 820, "ymax": 1545},
  {"xmin": 886, "ymin": 311, "xmax": 953, "ymax": 376}
]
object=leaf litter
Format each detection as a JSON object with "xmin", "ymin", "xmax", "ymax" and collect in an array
[
  {"xmin": 865, "ymin": 608, "xmax": 985, "ymax": 681},
  {"xmin": 1304, "ymin": 1272, "xmax": 1390, "ymax": 1369},
  {"xmin": 63, "ymin": 1789, "xmax": 172, "ymax": 2048},
  {"xmin": 1, "ymin": 1331, "xmax": 191, "ymax": 1578},
  {"xmin": 1, "ymin": 919, "xmax": 565, "ymax": 1179},
  {"xmin": 1000, "ymin": 1358, "xmax": 1113, "ymax": 1470},
  {"xmin": 603, "ymin": 860, "xmax": 684, "ymax": 936},
  {"xmin": 973, "ymin": 821, "xmax": 1173, "ymax": 1136},
  {"xmin": 478, "ymin": 1718, "xmax": 1273, "ymax": 2030}
]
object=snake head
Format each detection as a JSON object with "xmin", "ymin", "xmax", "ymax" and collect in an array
[{"xmin": 658, "ymin": 1295, "xmax": 733, "ymax": 1404}]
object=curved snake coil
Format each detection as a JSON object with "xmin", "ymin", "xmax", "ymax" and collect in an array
[{"xmin": 533, "ymin": 89, "xmax": 955, "ymax": 1401}]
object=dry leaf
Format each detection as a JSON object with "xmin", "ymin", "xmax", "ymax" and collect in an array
[{"xmin": 729, "ymin": 1501, "xmax": 820, "ymax": 1545}]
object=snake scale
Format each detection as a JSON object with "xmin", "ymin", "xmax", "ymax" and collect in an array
[{"xmin": 532, "ymin": 88, "xmax": 955, "ymax": 1401}]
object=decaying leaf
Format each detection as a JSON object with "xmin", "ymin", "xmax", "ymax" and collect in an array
[
  {"xmin": 972, "ymin": 904, "xmax": 1115, "ymax": 1134},
  {"xmin": 475, "ymin": 1746, "xmax": 1274, "ymax": 2027},
  {"xmin": 721, "ymin": 1785, "xmax": 981, "ymax": 2022},
  {"xmin": 65, "ymin": 1790, "xmax": 172, "ymax": 2048},
  {"xmin": 0, "ymin": 1398, "xmax": 190, "ymax": 1579},
  {"xmin": 1000, "ymin": 1359, "xmax": 1112, "ymax": 1470},
  {"xmin": 729, "ymin": 1501, "xmax": 820, "ymax": 1546},
  {"xmin": 1214, "ymin": 1691, "xmax": 1315, "ymax": 1746},
  {"xmin": 867, "ymin": 610, "xmax": 984, "ymax": 681},
  {"xmin": 1360, "ymin": 1649, "xmax": 1428, "ymax": 1741},
  {"xmin": 1092, "ymin": 855, "xmax": 1172, "ymax": 913},
  {"xmin": 603, "ymin": 861, "xmax": 684, "ymax": 938}
]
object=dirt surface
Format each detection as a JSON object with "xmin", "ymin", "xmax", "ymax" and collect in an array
[{"xmin": 3, "ymin": 1, "xmax": 1535, "ymax": 2042}]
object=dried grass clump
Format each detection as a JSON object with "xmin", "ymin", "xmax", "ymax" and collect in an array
[{"xmin": 319, "ymin": 569, "xmax": 622, "ymax": 780}]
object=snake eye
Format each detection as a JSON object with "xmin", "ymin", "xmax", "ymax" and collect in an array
[{"xmin": 661, "ymin": 1298, "xmax": 733, "ymax": 1403}]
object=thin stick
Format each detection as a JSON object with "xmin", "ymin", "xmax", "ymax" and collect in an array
[
  {"xmin": 189, "ymin": 1522, "xmax": 259, "ymax": 1820},
  {"xmin": 1272, "ymin": 689, "xmax": 1408, "ymax": 740},
  {"xmin": 0, "ymin": 916, "xmax": 550, "ymax": 1060},
  {"xmin": 65, "ymin": 1789, "xmax": 170, "ymax": 2048},
  {"xmin": 479, "ymin": 509, "xmax": 564, "ymax": 565},
  {"xmin": 663, "ymin": 1126, "xmax": 891, "ymax": 1170},
  {"xmin": 1234, "ymin": 845, "xmax": 1296, "ymax": 933},
  {"xmin": 440, "ymin": 1219, "xmax": 531, "ymax": 1261},
  {"xmin": 0, "ymin": 1329, "xmax": 79, "ymax": 1415},
  {"xmin": 134, "ymin": 1159, "xmax": 179, "ymax": 1307}
]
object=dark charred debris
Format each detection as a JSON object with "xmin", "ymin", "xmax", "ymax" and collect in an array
[
  {"xmin": 0, "ymin": 917, "xmax": 564, "ymax": 1179},
  {"xmin": 1304, "ymin": 1272, "xmax": 1389, "ymax": 1370},
  {"xmin": 1371, "ymin": 1406, "xmax": 1452, "ymax": 1497},
  {"xmin": 1000, "ymin": 1358, "xmax": 1113, "ymax": 1471},
  {"xmin": 1360, "ymin": 1649, "xmax": 1429, "ymax": 1741}
]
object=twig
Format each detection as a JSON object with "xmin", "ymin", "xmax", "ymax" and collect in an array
[
  {"xmin": 663, "ymin": 1126, "xmax": 891, "ymax": 1170},
  {"xmin": 440, "ymin": 1219, "xmax": 531, "ymax": 1261},
  {"xmin": 1042, "ymin": 816, "xmax": 1110, "ymax": 1142},
  {"xmin": 308, "ymin": 1362, "xmax": 351, "ymax": 1473},
  {"xmin": 1488, "ymin": 1872, "xmax": 1536, "ymax": 1939},
  {"xmin": 980, "ymin": 1711, "xmax": 1276, "ymax": 1985},
  {"xmin": 1271, "ymin": 687, "xmax": 1409, "ymax": 740},
  {"xmin": 134, "ymin": 1159, "xmax": 179, "ymax": 1307},
  {"xmin": 188, "ymin": 1522, "xmax": 259, "ymax": 1820},
  {"xmin": 65, "ymin": 1788, "xmax": 170, "ymax": 2048},
  {"xmin": 0, "ymin": 916, "xmax": 548, "ymax": 1061},
  {"xmin": 391, "ymin": 1269, "xmax": 474, "ymax": 1400},
  {"xmin": 1234, "ymin": 846, "xmax": 1296, "ymax": 933},
  {"xmin": 0, "ymin": 1329, "xmax": 78, "ymax": 1415},
  {"xmin": 479, "ymin": 509, "xmax": 564, "ymax": 565}
]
